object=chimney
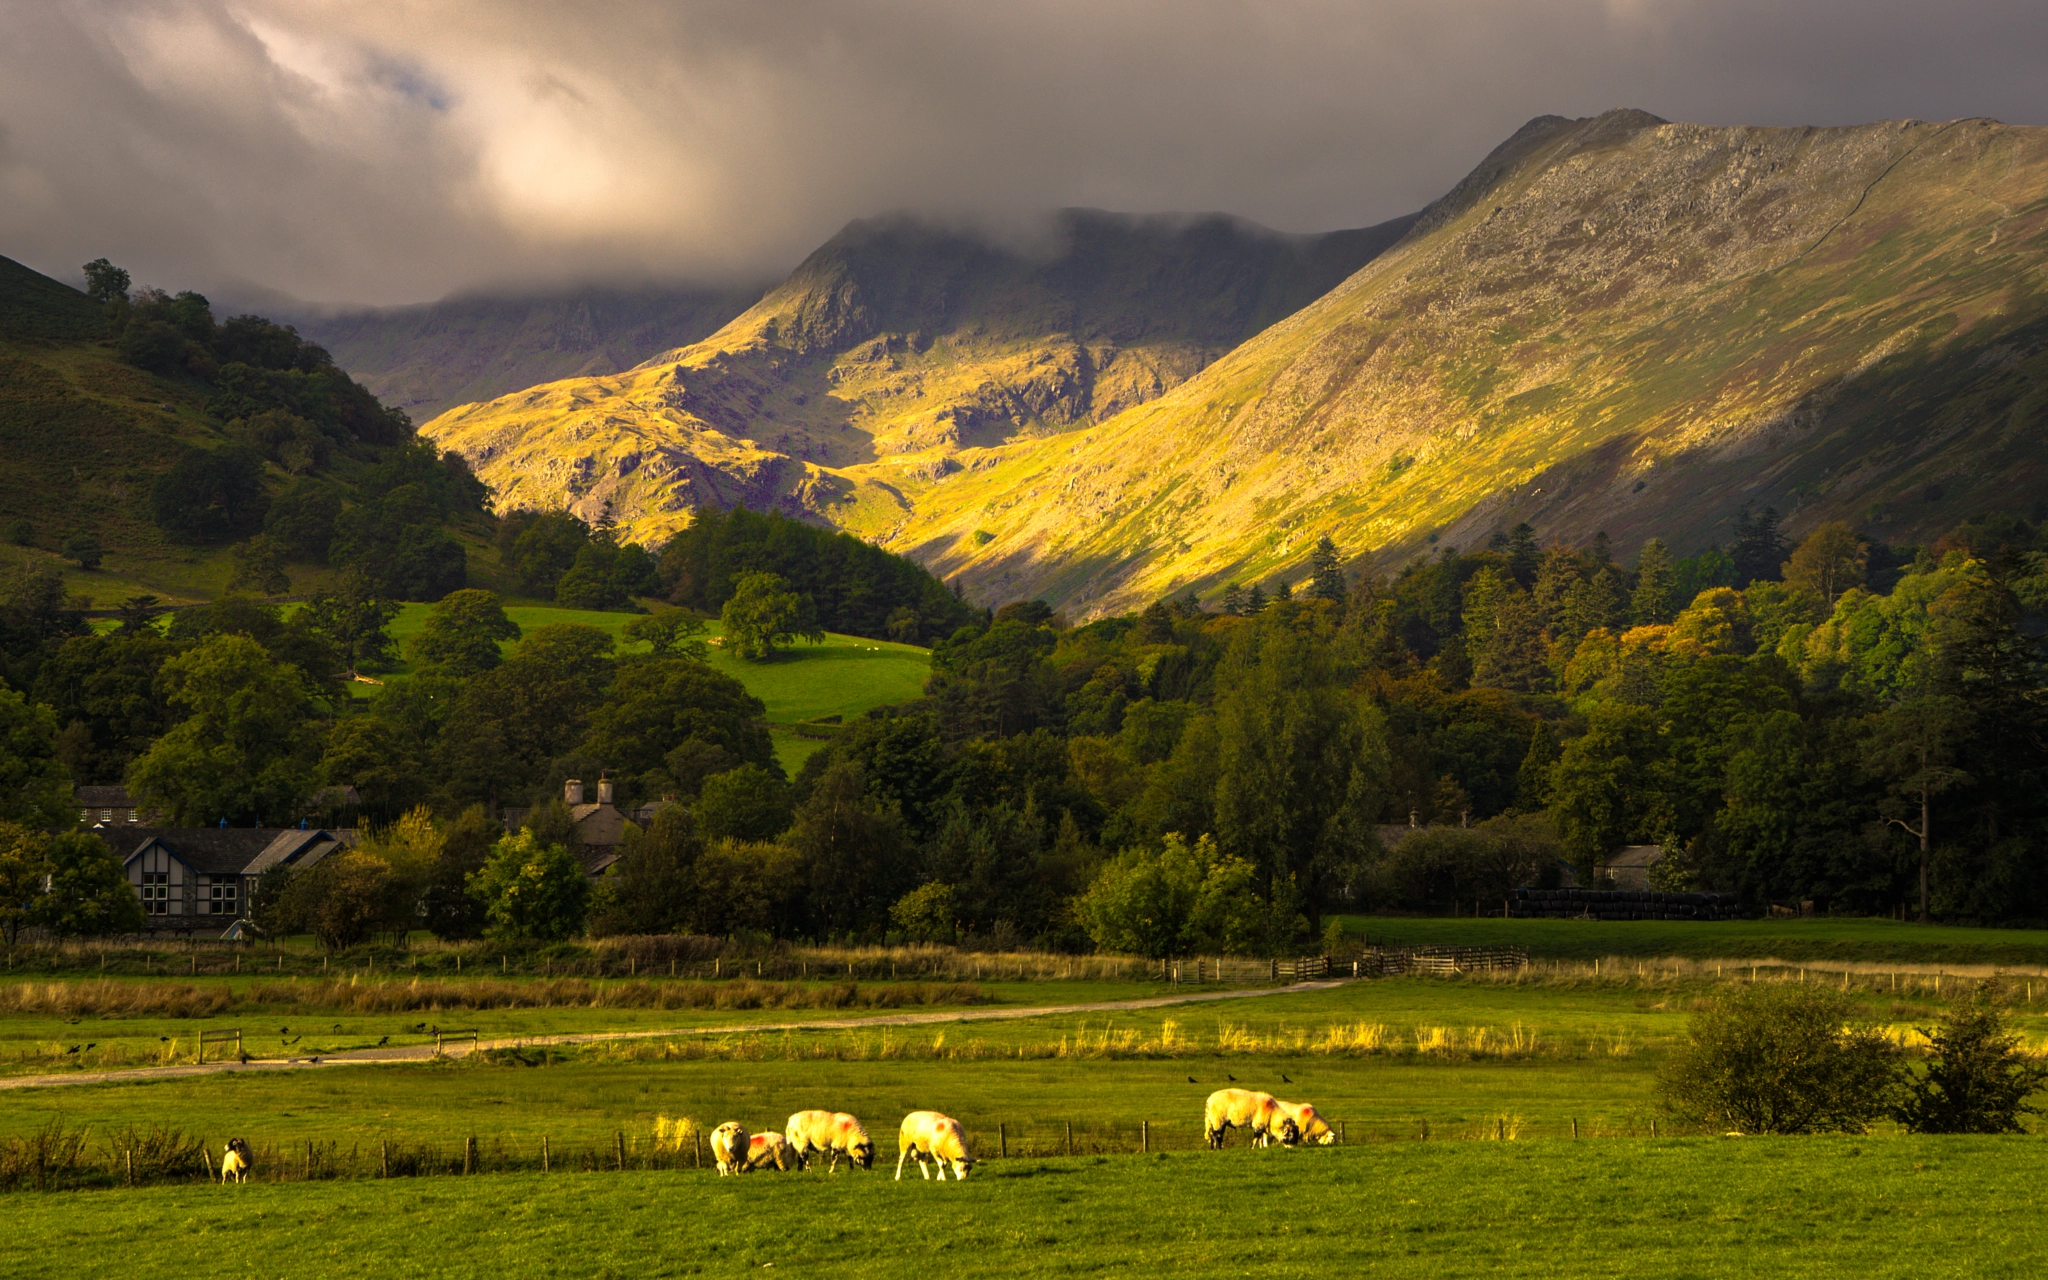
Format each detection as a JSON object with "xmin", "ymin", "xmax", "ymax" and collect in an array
[
  {"xmin": 565, "ymin": 778, "xmax": 585, "ymax": 806},
  {"xmin": 596, "ymin": 775, "xmax": 614, "ymax": 805},
  {"xmin": 1409, "ymin": 809, "xmax": 1418, "ymax": 828}
]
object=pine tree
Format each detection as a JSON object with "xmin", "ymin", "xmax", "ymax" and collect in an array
[
  {"xmin": 1308, "ymin": 535, "xmax": 1347, "ymax": 604},
  {"xmin": 1730, "ymin": 502, "xmax": 1789, "ymax": 586},
  {"xmin": 1221, "ymin": 582, "xmax": 1246, "ymax": 616},
  {"xmin": 1591, "ymin": 530, "xmax": 1613, "ymax": 566},
  {"xmin": 1532, "ymin": 548, "xmax": 1583, "ymax": 634},
  {"xmin": 1495, "ymin": 522, "xmax": 1541, "ymax": 588},
  {"xmin": 1273, "ymin": 579, "xmax": 1293, "ymax": 603},
  {"xmin": 1245, "ymin": 584, "xmax": 1266, "ymax": 615},
  {"xmin": 1631, "ymin": 538, "xmax": 1677, "ymax": 626}
]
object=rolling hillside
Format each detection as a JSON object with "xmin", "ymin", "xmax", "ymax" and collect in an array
[
  {"xmin": 295, "ymin": 282, "xmax": 769, "ymax": 423},
  {"xmin": 898, "ymin": 111, "xmax": 2048, "ymax": 612},
  {"xmin": 420, "ymin": 208, "xmax": 1415, "ymax": 547}
]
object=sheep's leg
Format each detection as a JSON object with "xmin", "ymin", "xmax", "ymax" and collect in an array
[
  {"xmin": 896, "ymin": 1146, "xmax": 909, "ymax": 1181},
  {"xmin": 919, "ymin": 1150, "xmax": 933, "ymax": 1180}
]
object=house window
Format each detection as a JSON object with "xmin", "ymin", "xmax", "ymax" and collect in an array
[
  {"xmin": 207, "ymin": 879, "xmax": 238, "ymax": 916},
  {"xmin": 126, "ymin": 810, "xmax": 139, "ymax": 824},
  {"xmin": 101, "ymin": 808, "xmax": 114, "ymax": 823},
  {"xmin": 141, "ymin": 872, "xmax": 169, "ymax": 914},
  {"xmin": 79, "ymin": 809, "xmax": 90, "ymax": 824}
]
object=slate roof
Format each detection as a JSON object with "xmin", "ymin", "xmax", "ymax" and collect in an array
[
  {"xmin": 96, "ymin": 828, "xmax": 358, "ymax": 877},
  {"xmin": 76, "ymin": 785, "xmax": 137, "ymax": 808}
]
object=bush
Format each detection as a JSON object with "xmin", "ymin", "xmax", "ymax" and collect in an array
[
  {"xmin": 271, "ymin": 850, "xmax": 396, "ymax": 950},
  {"xmin": 1658, "ymin": 984, "xmax": 1902, "ymax": 1134},
  {"xmin": 891, "ymin": 882, "xmax": 959, "ymax": 944},
  {"xmin": 470, "ymin": 830, "xmax": 590, "ymax": 942},
  {"xmin": 1894, "ymin": 981, "xmax": 2048, "ymax": 1134},
  {"xmin": 60, "ymin": 534, "xmax": 101, "ymax": 570}
]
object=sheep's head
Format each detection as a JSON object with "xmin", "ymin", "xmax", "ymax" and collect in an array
[
  {"xmin": 851, "ymin": 1140, "xmax": 875, "ymax": 1169},
  {"xmin": 1274, "ymin": 1118, "xmax": 1301, "ymax": 1146}
]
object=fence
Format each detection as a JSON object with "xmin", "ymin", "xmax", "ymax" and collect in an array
[
  {"xmin": 433, "ymin": 1028, "xmax": 479, "ymax": 1055},
  {"xmin": 1353, "ymin": 946, "xmax": 1529, "ymax": 976},
  {"xmin": 1510, "ymin": 888, "xmax": 1742, "ymax": 921},
  {"xmin": 1162, "ymin": 956, "xmax": 1332, "ymax": 984},
  {"xmin": 195, "ymin": 1028, "xmax": 241, "ymax": 1063}
]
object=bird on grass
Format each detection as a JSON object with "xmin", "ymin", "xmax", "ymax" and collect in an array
[
  {"xmin": 279, "ymin": 1027, "xmax": 289, "ymax": 1035},
  {"xmin": 411, "ymin": 1023, "xmax": 426, "ymax": 1033},
  {"xmin": 308, "ymin": 1056, "xmax": 321, "ymax": 1064},
  {"xmin": 1281, "ymin": 1074, "xmax": 1293, "ymax": 1084},
  {"xmin": 376, "ymin": 1036, "xmax": 389, "ymax": 1047},
  {"xmin": 1227, "ymin": 1074, "xmax": 1237, "ymax": 1082},
  {"xmin": 65, "ymin": 1045, "xmax": 80, "ymax": 1054},
  {"xmin": 1187, "ymin": 1076, "xmax": 1198, "ymax": 1084},
  {"xmin": 159, "ymin": 1036, "xmax": 168, "ymax": 1043},
  {"xmin": 283, "ymin": 1035, "xmax": 301, "ymax": 1046},
  {"xmin": 332, "ymin": 1023, "xmax": 342, "ymax": 1032},
  {"xmin": 85, "ymin": 1044, "xmax": 96, "ymax": 1051}
]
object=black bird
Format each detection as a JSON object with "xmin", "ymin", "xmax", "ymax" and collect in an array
[
  {"xmin": 411, "ymin": 1023, "xmax": 426, "ymax": 1033},
  {"xmin": 1227, "ymin": 1074, "xmax": 1237, "ymax": 1082},
  {"xmin": 85, "ymin": 1044, "xmax": 96, "ymax": 1051},
  {"xmin": 376, "ymin": 1036, "xmax": 389, "ymax": 1047},
  {"xmin": 284, "ymin": 1035, "xmax": 301, "ymax": 1046},
  {"xmin": 279, "ymin": 1027, "xmax": 289, "ymax": 1035},
  {"xmin": 1188, "ymin": 1076, "xmax": 1198, "ymax": 1084},
  {"xmin": 308, "ymin": 1056, "xmax": 321, "ymax": 1064},
  {"xmin": 1281, "ymin": 1074, "xmax": 1293, "ymax": 1084},
  {"xmin": 159, "ymin": 1036, "xmax": 169, "ymax": 1043},
  {"xmin": 65, "ymin": 1045, "xmax": 80, "ymax": 1054},
  {"xmin": 332, "ymin": 1023, "xmax": 342, "ymax": 1032}
]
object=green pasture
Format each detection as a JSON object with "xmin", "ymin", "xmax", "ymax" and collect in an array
[
  {"xmin": 1347, "ymin": 915, "xmax": 2048, "ymax": 966},
  {"xmin": 363, "ymin": 602, "xmax": 931, "ymax": 772},
  {"xmin": 8, "ymin": 1138, "xmax": 2046, "ymax": 1278}
]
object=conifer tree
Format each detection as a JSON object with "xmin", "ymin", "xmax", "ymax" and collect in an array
[
  {"xmin": 1308, "ymin": 535, "xmax": 1348, "ymax": 604},
  {"xmin": 1504, "ymin": 522, "xmax": 1542, "ymax": 588},
  {"xmin": 1631, "ymin": 538, "xmax": 1678, "ymax": 626},
  {"xmin": 1730, "ymin": 502, "xmax": 1789, "ymax": 586},
  {"xmin": 1221, "ymin": 583, "xmax": 1246, "ymax": 616},
  {"xmin": 1273, "ymin": 579, "xmax": 1293, "ymax": 603},
  {"xmin": 1244, "ymin": 584, "xmax": 1266, "ymax": 615}
]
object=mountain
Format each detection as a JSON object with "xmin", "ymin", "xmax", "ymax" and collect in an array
[
  {"xmin": 419, "ymin": 208, "xmax": 1416, "ymax": 546},
  {"xmin": 295, "ymin": 282, "xmax": 769, "ymax": 423},
  {"xmin": 891, "ymin": 111, "xmax": 2048, "ymax": 612}
]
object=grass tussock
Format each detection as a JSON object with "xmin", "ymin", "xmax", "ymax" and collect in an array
[
  {"xmin": 0, "ymin": 981, "xmax": 234, "ymax": 1019},
  {"xmin": 0, "ymin": 1122, "xmax": 204, "ymax": 1192}
]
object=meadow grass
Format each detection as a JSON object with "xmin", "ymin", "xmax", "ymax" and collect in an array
[
  {"xmin": 6, "ymin": 1137, "xmax": 2045, "ymax": 1278},
  {"xmin": 364, "ymin": 602, "xmax": 931, "ymax": 771},
  {"xmin": 1344, "ymin": 914, "xmax": 2048, "ymax": 965}
]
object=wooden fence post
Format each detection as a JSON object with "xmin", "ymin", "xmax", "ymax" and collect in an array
[
  {"xmin": 693, "ymin": 1132, "xmax": 702, "ymax": 1169},
  {"xmin": 1142, "ymin": 1121, "xmax": 1149, "ymax": 1154},
  {"xmin": 463, "ymin": 1136, "xmax": 476, "ymax": 1175},
  {"xmin": 616, "ymin": 1132, "xmax": 627, "ymax": 1171},
  {"xmin": 125, "ymin": 1148, "xmax": 134, "ymax": 1186},
  {"xmin": 999, "ymin": 1124, "xmax": 1007, "ymax": 1159},
  {"xmin": 304, "ymin": 1139, "xmax": 313, "ymax": 1179},
  {"xmin": 380, "ymin": 1140, "xmax": 389, "ymax": 1178},
  {"xmin": 1339, "ymin": 1121, "xmax": 1346, "ymax": 1145},
  {"xmin": 1571, "ymin": 1118, "xmax": 1578, "ymax": 1138},
  {"xmin": 1065, "ymin": 1121, "xmax": 1073, "ymax": 1156}
]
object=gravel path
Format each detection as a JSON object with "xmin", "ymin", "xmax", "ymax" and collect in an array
[{"xmin": 0, "ymin": 979, "xmax": 1348, "ymax": 1092}]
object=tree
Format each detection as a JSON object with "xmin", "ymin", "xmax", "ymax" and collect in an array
[
  {"xmin": 1658, "ymin": 984, "xmax": 1901, "ymax": 1134},
  {"xmin": 621, "ymin": 607, "xmax": 711, "ymax": 662},
  {"xmin": 303, "ymin": 573, "xmax": 399, "ymax": 679},
  {"xmin": 1730, "ymin": 502, "xmax": 1789, "ymax": 587},
  {"xmin": 125, "ymin": 633, "xmax": 314, "ymax": 826},
  {"xmin": 890, "ymin": 881, "xmax": 958, "ymax": 944},
  {"xmin": 1074, "ymin": 833, "xmax": 1273, "ymax": 958},
  {"xmin": 226, "ymin": 534, "xmax": 290, "ymax": 595},
  {"xmin": 469, "ymin": 830, "xmax": 591, "ymax": 941},
  {"xmin": 35, "ymin": 830, "xmax": 145, "ymax": 936},
  {"xmin": 0, "ymin": 683, "xmax": 74, "ymax": 829},
  {"xmin": 150, "ymin": 446, "xmax": 268, "ymax": 543},
  {"xmin": 1894, "ymin": 981, "xmax": 2048, "ymax": 1134},
  {"xmin": 1307, "ymin": 535, "xmax": 1347, "ymax": 605},
  {"xmin": 272, "ymin": 850, "xmax": 394, "ymax": 950},
  {"xmin": 587, "ymin": 806, "xmax": 701, "ymax": 936},
  {"xmin": 1630, "ymin": 538, "xmax": 1677, "ymax": 625},
  {"xmin": 1782, "ymin": 521, "xmax": 1867, "ymax": 606},
  {"xmin": 1548, "ymin": 703, "xmax": 1664, "ymax": 882},
  {"xmin": 577, "ymin": 658, "xmax": 772, "ymax": 786},
  {"xmin": 720, "ymin": 571, "xmax": 818, "ymax": 661},
  {"xmin": 0, "ymin": 822, "xmax": 51, "ymax": 945},
  {"xmin": 420, "ymin": 804, "xmax": 499, "ymax": 940},
  {"xmin": 114, "ymin": 595, "xmax": 164, "ymax": 636},
  {"xmin": 82, "ymin": 258, "xmax": 130, "ymax": 305},
  {"xmin": 1502, "ymin": 522, "xmax": 1541, "ymax": 587},
  {"xmin": 406, "ymin": 589, "xmax": 521, "ymax": 678},
  {"xmin": 783, "ymin": 759, "xmax": 909, "ymax": 938},
  {"xmin": 1866, "ymin": 695, "xmax": 1973, "ymax": 923},
  {"xmin": 61, "ymin": 535, "xmax": 102, "ymax": 571},
  {"xmin": 696, "ymin": 764, "xmax": 792, "ymax": 842}
]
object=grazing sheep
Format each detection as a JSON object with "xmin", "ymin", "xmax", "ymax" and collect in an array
[
  {"xmin": 744, "ymin": 1131, "xmax": 795, "ymax": 1172},
  {"xmin": 1203, "ymin": 1089, "xmax": 1300, "ymax": 1149},
  {"xmin": 220, "ymin": 1138, "xmax": 253, "ymax": 1184},
  {"xmin": 785, "ymin": 1110, "xmax": 874, "ymax": 1173},
  {"xmin": 1274, "ymin": 1100, "xmax": 1336, "ymax": 1145},
  {"xmin": 711, "ymin": 1121, "xmax": 750, "ymax": 1176},
  {"xmin": 895, "ymin": 1111, "xmax": 974, "ymax": 1181}
]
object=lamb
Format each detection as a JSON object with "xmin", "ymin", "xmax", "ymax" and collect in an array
[
  {"xmin": 744, "ymin": 1131, "xmax": 796, "ymax": 1172},
  {"xmin": 1203, "ymin": 1089, "xmax": 1300, "ymax": 1149},
  {"xmin": 785, "ymin": 1110, "xmax": 874, "ymax": 1172},
  {"xmin": 895, "ymin": 1111, "xmax": 974, "ymax": 1181},
  {"xmin": 1274, "ymin": 1100, "xmax": 1335, "ymax": 1145},
  {"xmin": 219, "ymin": 1137, "xmax": 253, "ymax": 1184},
  {"xmin": 710, "ymin": 1121, "xmax": 751, "ymax": 1176}
]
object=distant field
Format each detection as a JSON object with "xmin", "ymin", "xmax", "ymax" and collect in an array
[
  {"xmin": 8, "ymin": 1138, "xmax": 2044, "ymax": 1278},
  {"xmin": 366, "ymin": 603, "xmax": 929, "ymax": 771},
  {"xmin": 1345, "ymin": 915, "xmax": 2048, "ymax": 966}
]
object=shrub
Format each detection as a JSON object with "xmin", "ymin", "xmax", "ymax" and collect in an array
[
  {"xmin": 470, "ymin": 830, "xmax": 590, "ymax": 942},
  {"xmin": 1894, "ymin": 981, "xmax": 2048, "ymax": 1134},
  {"xmin": 1658, "ymin": 984, "xmax": 1902, "ymax": 1134},
  {"xmin": 891, "ymin": 882, "xmax": 959, "ymax": 945},
  {"xmin": 60, "ymin": 534, "xmax": 101, "ymax": 570}
]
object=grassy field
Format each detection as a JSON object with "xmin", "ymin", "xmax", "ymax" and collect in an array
[
  {"xmin": 7, "ymin": 1138, "xmax": 2046, "ymax": 1278},
  {"xmin": 365, "ymin": 602, "xmax": 931, "ymax": 772},
  {"xmin": 1345, "ymin": 915, "xmax": 2048, "ymax": 966}
]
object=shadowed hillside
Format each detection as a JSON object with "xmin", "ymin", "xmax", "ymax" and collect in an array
[
  {"xmin": 296, "ymin": 282, "xmax": 769, "ymax": 423},
  {"xmin": 421, "ymin": 208, "xmax": 1415, "ymax": 546}
]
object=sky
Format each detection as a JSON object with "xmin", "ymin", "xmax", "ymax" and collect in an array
[{"xmin": 3, "ymin": 0, "xmax": 2045, "ymax": 308}]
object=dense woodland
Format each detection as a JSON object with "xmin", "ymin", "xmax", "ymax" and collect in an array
[{"xmin": 2, "ymin": 267, "xmax": 2045, "ymax": 951}]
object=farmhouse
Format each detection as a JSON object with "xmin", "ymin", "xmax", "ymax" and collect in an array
[
  {"xmin": 93, "ymin": 826, "xmax": 358, "ymax": 933},
  {"xmin": 1605, "ymin": 845, "xmax": 1666, "ymax": 891},
  {"xmin": 74, "ymin": 785, "xmax": 162, "ymax": 828},
  {"xmin": 502, "ymin": 776, "xmax": 678, "ymax": 876}
]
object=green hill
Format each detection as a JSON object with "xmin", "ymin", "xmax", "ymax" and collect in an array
[
  {"xmin": 420, "ymin": 208, "xmax": 1415, "ymax": 548},
  {"xmin": 294, "ymin": 281, "xmax": 770, "ymax": 423}
]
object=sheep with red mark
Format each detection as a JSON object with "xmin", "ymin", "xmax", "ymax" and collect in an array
[
  {"xmin": 1274, "ymin": 1100, "xmax": 1335, "ymax": 1145},
  {"xmin": 895, "ymin": 1111, "xmax": 974, "ymax": 1181},
  {"xmin": 786, "ymin": 1110, "xmax": 874, "ymax": 1172},
  {"xmin": 745, "ymin": 1131, "xmax": 795, "ymax": 1172},
  {"xmin": 1203, "ymin": 1089, "xmax": 1300, "ymax": 1149},
  {"xmin": 219, "ymin": 1137, "xmax": 253, "ymax": 1184}
]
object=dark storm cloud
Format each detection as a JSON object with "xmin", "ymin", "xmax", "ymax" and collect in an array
[{"xmin": 2, "ymin": 0, "xmax": 2043, "ymax": 306}]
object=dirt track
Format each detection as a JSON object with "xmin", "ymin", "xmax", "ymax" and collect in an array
[{"xmin": 0, "ymin": 979, "xmax": 1348, "ymax": 1091}]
